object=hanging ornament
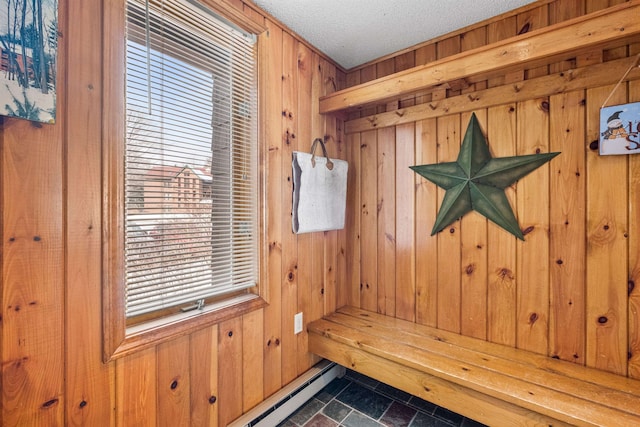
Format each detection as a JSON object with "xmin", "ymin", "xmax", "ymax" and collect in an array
[{"xmin": 411, "ymin": 113, "xmax": 560, "ymax": 240}]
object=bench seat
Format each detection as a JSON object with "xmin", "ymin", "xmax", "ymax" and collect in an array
[{"xmin": 307, "ymin": 306, "xmax": 640, "ymax": 427}]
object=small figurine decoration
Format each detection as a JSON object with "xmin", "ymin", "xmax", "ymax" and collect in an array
[
  {"xmin": 411, "ymin": 113, "xmax": 560, "ymax": 241},
  {"xmin": 599, "ymin": 103, "xmax": 640, "ymax": 155}
]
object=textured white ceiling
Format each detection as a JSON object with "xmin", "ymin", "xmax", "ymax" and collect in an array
[{"xmin": 252, "ymin": 0, "xmax": 537, "ymax": 69}]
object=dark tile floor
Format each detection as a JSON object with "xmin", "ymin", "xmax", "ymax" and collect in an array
[{"xmin": 278, "ymin": 370, "xmax": 486, "ymax": 427}]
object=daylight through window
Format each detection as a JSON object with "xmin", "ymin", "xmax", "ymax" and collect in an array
[{"xmin": 124, "ymin": 0, "xmax": 258, "ymax": 320}]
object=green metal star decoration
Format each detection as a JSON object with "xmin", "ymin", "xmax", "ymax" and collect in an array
[{"xmin": 410, "ymin": 113, "xmax": 560, "ymax": 240}]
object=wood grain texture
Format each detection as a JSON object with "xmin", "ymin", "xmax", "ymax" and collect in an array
[
  {"xmin": 436, "ymin": 114, "xmax": 462, "ymax": 333},
  {"xmin": 262, "ymin": 18, "xmax": 284, "ymax": 397},
  {"xmin": 360, "ymin": 130, "xmax": 378, "ymax": 312},
  {"xmin": 629, "ymin": 79, "xmax": 640, "ymax": 379},
  {"xmin": 65, "ymin": 0, "xmax": 113, "ymax": 425},
  {"xmin": 2, "ymin": 64, "xmax": 65, "ymax": 427},
  {"xmin": 395, "ymin": 122, "xmax": 416, "ymax": 321},
  {"xmin": 486, "ymin": 105, "xmax": 518, "ymax": 347},
  {"xmin": 157, "ymin": 336, "xmax": 191, "ymax": 427},
  {"xmin": 280, "ymin": 32, "xmax": 299, "ymax": 386},
  {"xmin": 3, "ymin": 2, "xmax": 640, "ymax": 426},
  {"xmin": 516, "ymin": 98, "xmax": 551, "ymax": 355},
  {"xmin": 460, "ymin": 111, "xmax": 488, "ymax": 340},
  {"xmin": 309, "ymin": 307, "xmax": 640, "ymax": 427},
  {"xmin": 320, "ymin": 1, "xmax": 640, "ymax": 114},
  {"xmin": 585, "ymin": 85, "xmax": 628, "ymax": 375},
  {"xmin": 414, "ymin": 118, "xmax": 438, "ymax": 327},
  {"xmin": 377, "ymin": 126, "xmax": 396, "ymax": 316},
  {"xmin": 549, "ymin": 90, "xmax": 587, "ymax": 364}
]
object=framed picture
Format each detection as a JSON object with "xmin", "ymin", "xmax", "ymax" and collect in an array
[
  {"xmin": 599, "ymin": 102, "xmax": 640, "ymax": 155},
  {"xmin": 0, "ymin": 0, "xmax": 58, "ymax": 124}
]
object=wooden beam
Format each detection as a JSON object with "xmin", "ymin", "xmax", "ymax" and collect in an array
[
  {"xmin": 319, "ymin": 1, "xmax": 640, "ymax": 114},
  {"xmin": 344, "ymin": 55, "xmax": 640, "ymax": 134}
]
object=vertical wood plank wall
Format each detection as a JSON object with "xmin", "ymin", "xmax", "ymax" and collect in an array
[
  {"xmin": 342, "ymin": 0, "xmax": 640, "ymax": 381},
  {"xmin": 0, "ymin": 0, "xmax": 344, "ymax": 425},
  {"xmin": 2, "ymin": 1, "xmax": 639, "ymax": 426}
]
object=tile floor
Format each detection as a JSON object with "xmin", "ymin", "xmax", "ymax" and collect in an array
[{"xmin": 278, "ymin": 370, "xmax": 487, "ymax": 427}]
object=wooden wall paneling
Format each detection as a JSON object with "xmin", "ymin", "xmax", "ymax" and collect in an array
[
  {"xmin": 341, "ymin": 69, "xmax": 362, "ymax": 309},
  {"xmin": 435, "ymin": 114, "xmax": 462, "ymax": 333},
  {"xmin": 589, "ymin": 0, "xmax": 628, "ymax": 61},
  {"xmin": 344, "ymin": 131, "xmax": 362, "ymax": 309},
  {"xmin": 395, "ymin": 123, "xmax": 416, "ymax": 321},
  {"xmin": 436, "ymin": 36, "xmax": 461, "ymax": 97},
  {"xmin": 241, "ymin": 1, "xmax": 264, "ymax": 24},
  {"xmin": 360, "ymin": 129, "xmax": 379, "ymax": 312},
  {"xmin": 242, "ymin": 309, "xmax": 264, "ymax": 411},
  {"xmin": 116, "ymin": 348, "xmax": 157, "ymax": 426},
  {"xmin": 413, "ymin": 44, "xmax": 438, "ymax": 327},
  {"xmin": 486, "ymin": 15, "xmax": 517, "ymax": 88},
  {"xmin": 375, "ymin": 58, "xmax": 395, "ymax": 113},
  {"xmin": 322, "ymin": 56, "xmax": 339, "ymax": 316},
  {"xmin": 460, "ymin": 110, "xmax": 488, "ymax": 340},
  {"xmin": 415, "ymin": 118, "xmax": 439, "ymax": 327},
  {"xmin": 414, "ymin": 44, "xmax": 437, "ymax": 105},
  {"xmin": 395, "ymin": 52, "xmax": 416, "ymax": 108},
  {"xmin": 518, "ymin": 4, "xmax": 549, "ymax": 80},
  {"xmin": 345, "ymin": 56, "xmax": 640, "ymax": 135},
  {"xmin": 630, "ymin": 79, "xmax": 640, "ymax": 379},
  {"xmin": 293, "ymin": 41, "xmax": 312, "ymax": 377},
  {"xmin": 487, "ymin": 104, "xmax": 518, "ymax": 347},
  {"xmin": 460, "ymin": 27, "xmax": 487, "ymax": 94},
  {"xmin": 218, "ymin": 317, "xmax": 243, "ymax": 426},
  {"xmin": 515, "ymin": 98, "xmax": 551, "ymax": 355},
  {"xmin": 65, "ymin": 0, "xmax": 112, "ymax": 425},
  {"xmin": 359, "ymin": 64, "xmax": 378, "ymax": 118},
  {"xmin": 548, "ymin": 0, "xmax": 585, "ymax": 73},
  {"xmin": 377, "ymin": 126, "xmax": 396, "ymax": 316},
  {"xmin": 308, "ymin": 53, "xmax": 322, "ymax": 344},
  {"xmin": 190, "ymin": 325, "xmax": 218, "ymax": 426},
  {"xmin": 549, "ymin": 90, "xmax": 587, "ymax": 364},
  {"xmin": 262, "ymin": 18, "xmax": 284, "ymax": 397},
  {"xmin": 393, "ymin": 52, "xmax": 417, "ymax": 320},
  {"xmin": 281, "ymin": 32, "xmax": 299, "ymax": 386},
  {"xmin": 1, "ymin": 79, "xmax": 65, "ymax": 427},
  {"xmin": 157, "ymin": 336, "xmax": 191, "ymax": 427},
  {"xmin": 585, "ymin": 84, "xmax": 629, "ymax": 375}
]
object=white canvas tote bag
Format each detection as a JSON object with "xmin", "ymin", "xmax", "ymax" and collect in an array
[{"xmin": 292, "ymin": 138, "xmax": 348, "ymax": 234}]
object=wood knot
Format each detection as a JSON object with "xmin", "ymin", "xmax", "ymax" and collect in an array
[
  {"xmin": 42, "ymin": 398, "xmax": 59, "ymax": 408},
  {"xmin": 518, "ymin": 22, "xmax": 531, "ymax": 35},
  {"xmin": 597, "ymin": 316, "xmax": 608, "ymax": 324},
  {"xmin": 170, "ymin": 380, "xmax": 178, "ymax": 390},
  {"xmin": 209, "ymin": 395, "xmax": 217, "ymax": 404},
  {"xmin": 465, "ymin": 264, "xmax": 476, "ymax": 275},
  {"xmin": 529, "ymin": 312, "xmax": 538, "ymax": 324}
]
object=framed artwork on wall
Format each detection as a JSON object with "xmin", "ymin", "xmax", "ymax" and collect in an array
[
  {"xmin": 0, "ymin": 0, "xmax": 58, "ymax": 124},
  {"xmin": 599, "ymin": 102, "xmax": 640, "ymax": 155}
]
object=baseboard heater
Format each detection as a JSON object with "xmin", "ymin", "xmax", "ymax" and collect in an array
[{"xmin": 229, "ymin": 360, "xmax": 344, "ymax": 427}]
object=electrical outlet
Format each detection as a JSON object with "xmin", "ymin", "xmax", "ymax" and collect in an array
[{"xmin": 294, "ymin": 312, "xmax": 303, "ymax": 334}]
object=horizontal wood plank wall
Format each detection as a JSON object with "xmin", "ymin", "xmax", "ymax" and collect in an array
[
  {"xmin": 0, "ymin": 0, "xmax": 344, "ymax": 426},
  {"xmin": 343, "ymin": 0, "xmax": 640, "ymax": 381}
]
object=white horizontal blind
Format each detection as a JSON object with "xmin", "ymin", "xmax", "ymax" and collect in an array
[{"xmin": 124, "ymin": 0, "xmax": 258, "ymax": 318}]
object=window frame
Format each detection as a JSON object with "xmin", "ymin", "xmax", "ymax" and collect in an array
[{"xmin": 102, "ymin": 0, "xmax": 268, "ymax": 362}]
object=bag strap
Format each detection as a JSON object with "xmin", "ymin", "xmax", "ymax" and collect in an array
[{"xmin": 310, "ymin": 138, "xmax": 334, "ymax": 170}]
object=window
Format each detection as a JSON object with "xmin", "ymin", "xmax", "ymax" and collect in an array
[{"xmin": 103, "ymin": 0, "xmax": 266, "ymax": 360}]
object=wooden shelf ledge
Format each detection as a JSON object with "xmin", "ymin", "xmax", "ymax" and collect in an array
[{"xmin": 319, "ymin": 0, "xmax": 640, "ymax": 115}]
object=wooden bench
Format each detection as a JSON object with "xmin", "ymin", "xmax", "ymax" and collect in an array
[{"xmin": 307, "ymin": 306, "xmax": 640, "ymax": 427}]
